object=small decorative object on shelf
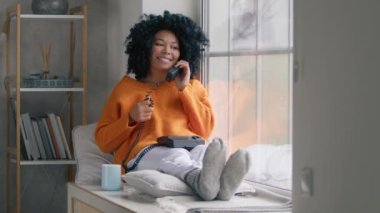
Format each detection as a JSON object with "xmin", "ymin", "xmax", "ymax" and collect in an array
[
  {"xmin": 24, "ymin": 73, "xmax": 73, "ymax": 88},
  {"xmin": 31, "ymin": 0, "xmax": 69, "ymax": 15},
  {"xmin": 39, "ymin": 42, "xmax": 51, "ymax": 79}
]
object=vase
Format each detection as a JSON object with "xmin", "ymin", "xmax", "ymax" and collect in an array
[{"xmin": 31, "ymin": 0, "xmax": 69, "ymax": 15}]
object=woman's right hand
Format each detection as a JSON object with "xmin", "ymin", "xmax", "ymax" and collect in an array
[{"xmin": 129, "ymin": 98, "xmax": 154, "ymax": 125}]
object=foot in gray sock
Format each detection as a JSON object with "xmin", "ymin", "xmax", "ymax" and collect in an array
[
  {"xmin": 185, "ymin": 138, "xmax": 227, "ymax": 200},
  {"xmin": 217, "ymin": 149, "xmax": 251, "ymax": 201}
]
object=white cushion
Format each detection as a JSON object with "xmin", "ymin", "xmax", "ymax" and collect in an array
[
  {"xmin": 123, "ymin": 170, "xmax": 193, "ymax": 197},
  {"xmin": 245, "ymin": 144, "xmax": 292, "ymax": 189},
  {"xmin": 123, "ymin": 170, "xmax": 256, "ymax": 198},
  {"xmin": 73, "ymin": 123, "xmax": 113, "ymax": 185}
]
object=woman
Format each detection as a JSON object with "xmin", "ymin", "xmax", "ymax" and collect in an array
[{"xmin": 95, "ymin": 11, "xmax": 250, "ymax": 201}]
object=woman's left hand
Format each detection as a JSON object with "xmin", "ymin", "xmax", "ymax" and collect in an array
[{"xmin": 174, "ymin": 60, "xmax": 190, "ymax": 91}]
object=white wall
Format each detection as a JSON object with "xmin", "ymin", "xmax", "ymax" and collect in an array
[
  {"xmin": 293, "ymin": 0, "xmax": 380, "ymax": 212},
  {"xmin": 106, "ymin": 0, "xmax": 142, "ymax": 94},
  {"xmin": 142, "ymin": 0, "xmax": 199, "ymax": 23}
]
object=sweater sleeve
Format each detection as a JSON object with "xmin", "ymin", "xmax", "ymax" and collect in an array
[
  {"xmin": 178, "ymin": 80, "xmax": 215, "ymax": 139},
  {"xmin": 95, "ymin": 84, "xmax": 138, "ymax": 153}
]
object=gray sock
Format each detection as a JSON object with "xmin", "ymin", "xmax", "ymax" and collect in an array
[
  {"xmin": 217, "ymin": 149, "xmax": 251, "ymax": 201},
  {"xmin": 185, "ymin": 138, "xmax": 226, "ymax": 200}
]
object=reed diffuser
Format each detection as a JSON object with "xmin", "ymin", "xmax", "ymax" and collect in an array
[{"xmin": 40, "ymin": 43, "xmax": 51, "ymax": 79}]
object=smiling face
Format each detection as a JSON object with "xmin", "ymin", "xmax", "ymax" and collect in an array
[{"xmin": 149, "ymin": 30, "xmax": 180, "ymax": 81}]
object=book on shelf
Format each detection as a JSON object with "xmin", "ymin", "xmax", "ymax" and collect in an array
[
  {"xmin": 44, "ymin": 117, "xmax": 61, "ymax": 159},
  {"xmin": 20, "ymin": 116, "xmax": 32, "ymax": 160},
  {"xmin": 21, "ymin": 113, "xmax": 41, "ymax": 160},
  {"xmin": 47, "ymin": 113, "xmax": 67, "ymax": 159},
  {"xmin": 42, "ymin": 118, "xmax": 57, "ymax": 159},
  {"xmin": 56, "ymin": 115, "xmax": 73, "ymax": 159},
  {"xmin": 10, "ymin": 98, "xmax": 31, "ymax": 160},
  {"xmin": 36, "ymin": 118, "xmax": 54, "ymax": 159},
  {"xmin": 31, "ymin": 118, "xmax": 47, "ymax": 160}
]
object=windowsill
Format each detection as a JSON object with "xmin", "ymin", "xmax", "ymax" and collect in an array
[
  {"xmin": 68, "ymin": 182, "xmax": 292, "ymax": 213},
  {"xmin": 246, "ymin": 180, "xmax": 292, "ymax": 199}
]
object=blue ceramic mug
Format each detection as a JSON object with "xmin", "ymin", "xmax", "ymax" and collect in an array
[{"xmin": 101, "ymin": 164, "xmax": 121, "ymax": 191}]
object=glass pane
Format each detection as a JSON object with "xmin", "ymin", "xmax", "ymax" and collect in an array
[
  {"xmin": 244, "ymin": 54, "xmax": 291, "ymax": 190},
  {"xmin": 230, "ymin": 0, "xmax": 257, "ymax": 50},
  {"xmin": 208, "ymin": 0, "xmax": 229, "ymax": 52},
  {"xmin": 290, "ymin": 0, "xmax": 293, "ymax": 48},
  {"xmin": 207, "ymin": 56, "xmax": 257, "ymax": 154},
  {"xmin": 229, "ymin": 56, "xmax": 257, "ymax": 154},
  {"xmin": 207, "ymin": 57, "xmax": 229, "ymax": 143},
  {"xmin": 260, "ymin": 54, "xmax": 290, "ymax": 145},
  {"xmin": 258, "ymin": 0, "xmax": 290, "ymax": 49}
]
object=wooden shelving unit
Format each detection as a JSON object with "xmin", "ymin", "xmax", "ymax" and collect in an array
[{"xmin": 3, "ymin": 3, "xmax": 88, "ymax": 213}]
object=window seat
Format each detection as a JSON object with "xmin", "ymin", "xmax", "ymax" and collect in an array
[{"xmin": 67, "ymin": 182, "xmax": 291, "ymax": 213}]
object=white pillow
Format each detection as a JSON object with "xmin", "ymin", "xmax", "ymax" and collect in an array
[
  {"xmin": 123, "ymin": 170, "xmax": 193, "ymax": 197},
  {"xmin": 245, "ymin": 144, "xmax": 292, "ymax": 181},
  {"xmin": 73, "ymin": 123, "xmax": 113, "ymax": 185},
  {"xmin": 122, "ymin": 170, "xmax": 256, "ymax": 198}
]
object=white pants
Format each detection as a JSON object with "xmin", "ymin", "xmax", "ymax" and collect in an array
[{"xmin": 126, "ymin": 145, "xmax": 207, "ymax": 181}]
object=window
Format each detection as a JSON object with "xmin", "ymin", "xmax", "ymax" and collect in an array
[{"xmin": 201, "ymin": 0, "xmax": 293, "ymax": 190}]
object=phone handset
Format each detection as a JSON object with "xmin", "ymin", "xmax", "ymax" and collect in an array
[{"xmin": 166, "ymin": 66, "xmax": 182, "ymax": 81}]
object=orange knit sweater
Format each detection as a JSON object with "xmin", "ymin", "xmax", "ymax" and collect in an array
[{"xmin": 95, "ymin": 76, "xmax": 215, "ymax": 169}]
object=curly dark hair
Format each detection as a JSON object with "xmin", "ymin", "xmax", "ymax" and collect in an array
[{"xmin": 124, "ymin": 11, "xmax": 209, "ymax": 80}]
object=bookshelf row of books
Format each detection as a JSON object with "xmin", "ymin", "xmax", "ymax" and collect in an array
[
  {"xmin": 19, "ymin": 112, "xmax": 73, "ymax": 160},
  {"xmin": 9, "ymin": 98, "xmax": 73, "ymax": 161}
]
